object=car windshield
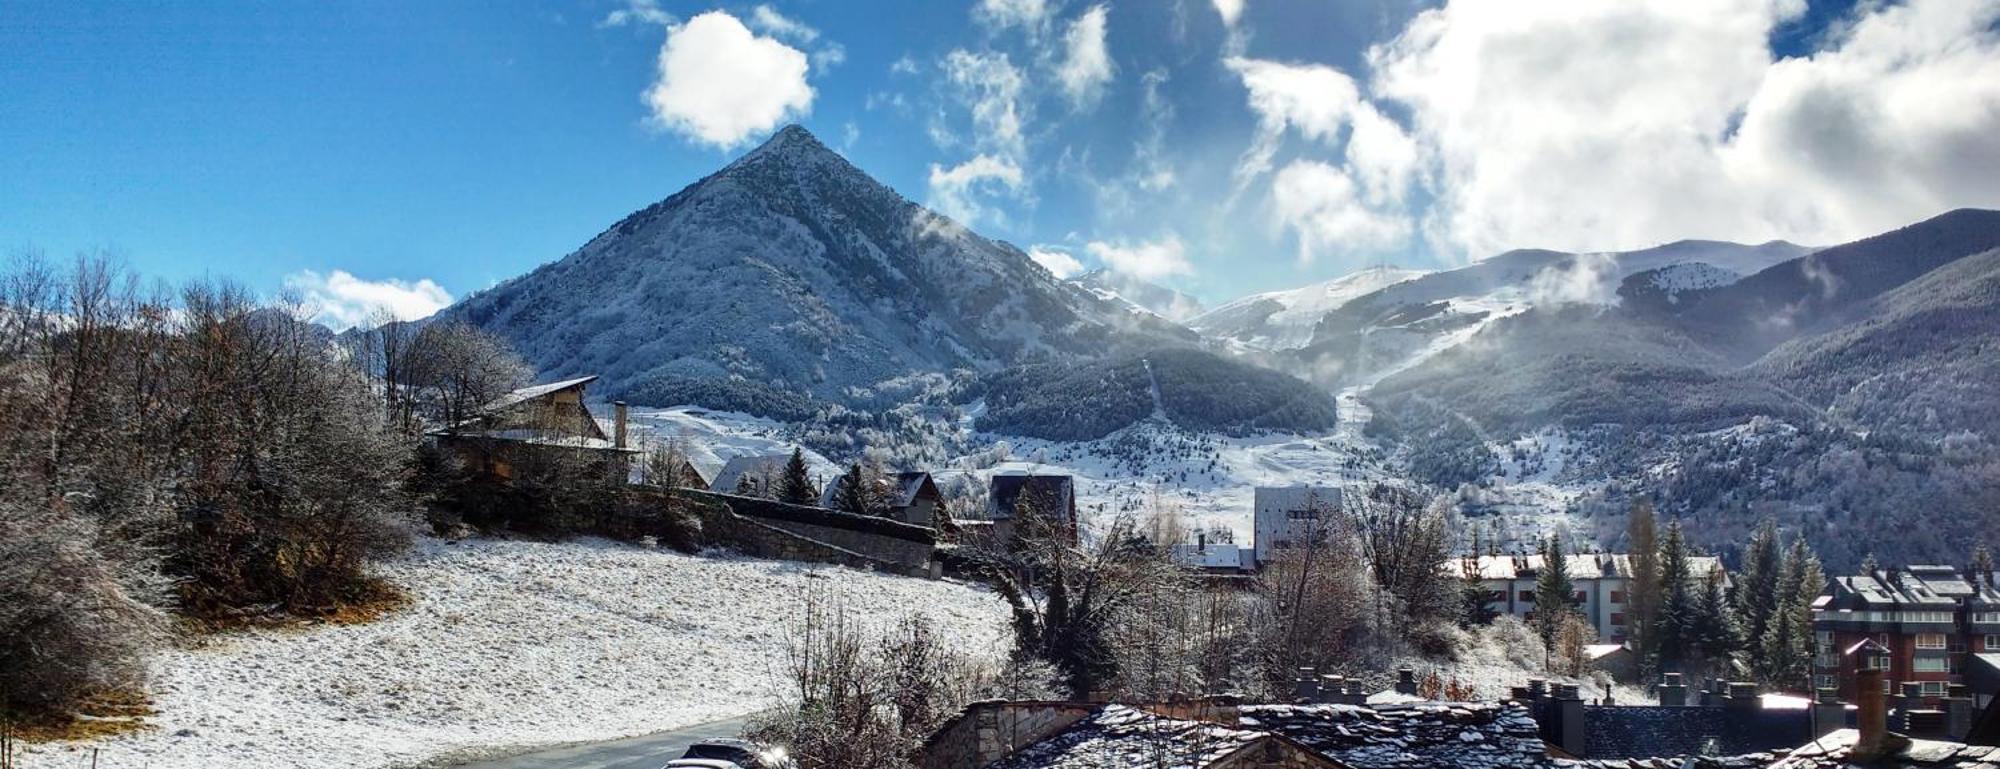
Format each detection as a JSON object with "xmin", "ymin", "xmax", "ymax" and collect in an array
[{"xmin": 684, "ymin": 744, "xmax": 758, "ymax": 762}]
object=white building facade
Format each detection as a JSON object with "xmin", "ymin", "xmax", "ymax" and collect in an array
[{"xmin": 1251, "ymin": 485, "xmax": 1345, "ymax": 566}]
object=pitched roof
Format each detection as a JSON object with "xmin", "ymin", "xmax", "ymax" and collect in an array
[
  {"xmin": 818, "ymin": 470, "xmax": 939, "ymax": 509},
  {"xmin": 1238, "ymin": 702, "xmax": 1547, "ymax": 769},
  {"xmin": 985, "ymin": 705, "xmax": 1312, "ymax": 769},
  {"xmin": 711, "ymin": 454, "xmax": 789, "ymax": 493},
  {"xmin": 990, "ymin": 474, "xmax": 1074, "ymax": 519},
  {"xmin": 481, "ymin": 375, "xmax": 599, "ymax": 414}
]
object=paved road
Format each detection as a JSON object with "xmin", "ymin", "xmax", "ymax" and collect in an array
[{"xmin": 443, "ymin": 715, "xmax": 757, "ymax": 769}]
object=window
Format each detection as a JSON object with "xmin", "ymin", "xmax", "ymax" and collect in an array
[
  {"xmin": 1611, "ymin": 613, "xmax": 1627, "ymax": 625},
  {"xmin": 1903, "ymin": 611, "xmax": 1953, "ymax": 623},
  {"xmin": 1285, "ymin": 507, "xmax": 1319, "ymax": 520},
  {"xmin": 1972, "ymin": 612, "xmax": 2000, "ymax": 623},
  {"xmin": 1815, "ymin": 675, "xmax": 1836, "ymax": 690},
  {"xmin": 1574, "ymin": 591, "xmax": 1587, "ymax": 602},
  {"xmin": 1816, "ymin": 631, "xmax": 1833, "ymax": 645},
  {"xmin": 1921, "ymin": 681, "xmax": 1947, "ymax": 697},
  {"xmin": 1486, "ymin": 590, "xmax": 1505, "ymax": 603},
  {"xmin": 1871, "ymin": 654, "xmax": 1893, "ymax": 671},
  {"xmin": 1913, "ymin": 658, "xmax": 1947, "ymax": 673},
  {"xmin": 1987, "ymin": 634, "xmax": 2000, "ymax": 651},
  {"xmin": 1883, "ymin": 679, "xmax": 1895, "ymax": 694},
  {"xmin": 1520, "ymin": 590, "xmax": 1536, "ymax": 602},
  {"xmin": 1916, "ymin": 633, "xmax": 1947, "ymax": 650},
  {"xmin": 1610, "ymin": 590, "xmax": 1625, "ymax": 603}
]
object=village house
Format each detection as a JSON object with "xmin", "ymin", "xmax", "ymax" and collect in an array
[
  {"xmin": 818, "ymin": 470, "xmax": 943, "ymax": 526},
  {"xmin": 1171, "ymin": 526, "xmax": 1257, "ymax": 576},
  {"xmin": 1460, "ymin": 552, "xmax": 1728, "ymax": 644},
  {"xmin": 1250, "ymin": 485, "xmax": 1345, "ymax": 566},
  {"xmin": 427, "ymin": 375, "xmax": 640, "ymax": 480},
  {"xmin": 983, "ymin": 473, "xmax": 1077, "ymax": 544},
  {"xmin": 1812, "ymin": 564, "xmax": 2000, "ymax": 707},
  {"xmin": 711, "ymin": 454, "xmax": 792, "ymax": 497}
]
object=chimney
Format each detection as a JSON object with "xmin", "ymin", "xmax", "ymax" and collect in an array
[
  {"xmin": 1395, "ymin": 668, "xmax": 1419, "ymax": 696},
  {"xmin": 1528, "ymin": 678, "xmax": 1548, "ymax": 700},
  {"xmin": 1344, "ymin": 679, "xmax": 1367, "ymax": 705},
  {"xmin": 1554, "ymin": 683, "xmax": 1587, "ymax": 757},
  {"xmin": 613, "ymin": 401, "xmax": 629, "ymax": 449},
  {"xmin": 1319, "ymin": 674, "xmax": 1344, "ymax": 705},
  {"xmin": 1658, "ymin": 673, "xmax": 1687, "ymax": 707},
  {"xmin": 1293, "ymin": 668, "xmax": 1320, "ymax": 703},
  {"xmin": 1725, "ymin": 682, "xmax": 1760, "ymax": 710},
  {"xmin": 1945, "ymin": 684, "xmax": 1972, "ymax": 740},
  {"xmin": 1892, "ymin": 682, "xmax": 1920, "ymax": 727},
  {"xmin": 1812, "ymin": 688, "xmax": 1846, "ymax": 738},
  {"xmin": 1853, "ymin": 662, "xmax": 1894, "ymax": 760}
]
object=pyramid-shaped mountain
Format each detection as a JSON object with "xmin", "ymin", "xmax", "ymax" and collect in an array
[{"xmin": 438, "ymin": 125, "xmax": 1194, "ymax": 407}]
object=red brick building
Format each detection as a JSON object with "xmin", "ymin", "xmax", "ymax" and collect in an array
[{"xmin": 1812, "ymin": 565, "xmax": 2000, "ymax": 706}]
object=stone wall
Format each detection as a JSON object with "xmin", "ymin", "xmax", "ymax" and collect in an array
[
  {"xmin": 686, "ymin": 490, "xmax": 937, "ymax": 572},
  {"xmin": 920, "ymin": 701, "xmax": 1095, "ymax": 769},
  {"xmin": 670, "ymin": 491, "xmax": 938, "ymax": 578}
]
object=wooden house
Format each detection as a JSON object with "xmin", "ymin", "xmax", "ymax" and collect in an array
[{"xmin": 818, "ymin": 470, "xmax": 943, "ymax": 526}]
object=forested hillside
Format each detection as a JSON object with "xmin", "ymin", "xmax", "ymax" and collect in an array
[{"xmin": 971, "ymin": 348, "xmax": 1338, "ymax": 441}]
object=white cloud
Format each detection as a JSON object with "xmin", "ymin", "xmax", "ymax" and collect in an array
[
  {"xmin": 1213, "ymin": 0, "xmax": 1246, "ymax": 27},
  {"xmin": 1224, "ymin": 56, "xmax": 1361, "ymax": 183},
  {"xmin": 927, "ymin": 154, "xmax": 1026, "ymax": 225},
  {"xmin": 1366, "ymin": 0, "xmax": 2000, "ymax": 259},
  {"xmin": 1057, "ymin": 5, "xmax": 1115, "ymax": 108},
  {"xmin": 942, "ymin": 49, "xmax": 1027, "ymax": 156},
  {"xmin": 890, "ymin": 54, "xmax": 920, "ymax": 75},
  {"xmin": 600, "ymin": 0, "xmax": 673, "ymax": 28},
  {"xmin": 643, "ymin": 11, "xmax": 813, "ymax": 149},
  {"xmin": 1134, "ymin": 69, "xmax": 1177, "ymax": 192},
  {"xmin": 1344, "ymin": 102, "xmax": 1418, "ymax": 206},
  {"xmin": 1086, "ymin": 235, "xmax": 1194, "ymax": 280},
  {"xmin": 976, "ymin": 0, "xmax": 1052, "ymax": 32},
  {"xmin": 1270, "ymin": 160, "xmax": 1411, "ymax": 262},
  {"xmin": 284, "ymin": 270, "xmax": 452, "ymax": 330},
  {"xmin": 1028, "ymin": 245, "xmax": 1086, "ymax": 278},
  {"xmin": 747, "ymin": 4, "xmax": 817, "ymax": 42}
]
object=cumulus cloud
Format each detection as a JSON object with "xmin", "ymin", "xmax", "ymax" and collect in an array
[
  {"xmin": 1367, "ymin": 0, "xmax": 2000, "ymax": 258},
  {"xmin": 1057, "ymin": 5, "xmax": 1115, "ymax": 108},
  {"xmin": 1224, "ymin": 56, "xmax": 1361, "ymax": 183},
  {"xmin": 1213, "ymin": 0, "xmax": 1246, "ymax": 27},
  {"xmin": 600, "ymin": 0, "xmax": 673, "ymax": 28},
  {"xmin": 1028, "ymin": 245, "xmax": 1086, "ymax": 278},
  {"xmin": 942, "ymin": 49, "xmax": 1027, "ymax": 156},
  {"xmin": 928, "ymin": 154, "xmax": 1026, "ymax": 225},
  {"xmin": 284, "ymin": 270, "xmax": 452, "ymax": 330},
  {"xmin": 976, "ymin": 0, "xmax": 1052, "ymax": 32},
  {"xmin": 1270, "ymin": 160, "xmax": 1411, "ymax": 262},
  {"xmin": 747, "ymin": 4, "xmax": 817, "ymax": 42},
  {"xmin": 1086, "ymin": 235, "xmax": 1194, "ymax": 280},
  {"xmin": 643, "ymin": 11, "xmax": 814, "ymax": 149}
]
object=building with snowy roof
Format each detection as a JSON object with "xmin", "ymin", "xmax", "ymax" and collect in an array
[
  {"xmin": 818, "ymin": 469, "xmax": 943, "ymax": 527},
  {"xmin": 427, "ymin": 375, "xmax": 639, "ymax": 481}
]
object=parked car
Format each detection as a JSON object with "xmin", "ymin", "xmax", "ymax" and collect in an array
[{"xmin": 662, "ymin": 738, "xmax": 796, "ymax": 769}]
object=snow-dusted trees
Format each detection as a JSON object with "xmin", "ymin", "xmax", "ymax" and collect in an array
[
  {"xmin": 1534, "ymin": 535, "xmax": 1581, "ymax": 648},
  {"xmin": 0, "ymin": 256, "xmax": 413, "ymax": 718},
  {"xmin": 347, "ymin": 314, "xmax": 528, "ymax": 436}
]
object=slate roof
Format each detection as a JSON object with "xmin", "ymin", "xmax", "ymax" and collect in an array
[
  {"xmin": 711, "ymin": 454, "xmax": 789, "ymax": 493},
  {"xmin": 984, "ymin": 705, "xmax": 1311, "ymax": 769},
  {"xmin": 990, "ymin": 474, "xmax": 1074, "ymax": 520},
  {"xmin": 1239, "ymin": 702, "xmax": 1549, "ymax": 769},
  {"xmin": 1565, "ymin": 729, "xmax": 2000, "ymax": 769},
  {"xmin": 817, "ymin": 471, "xmax": 938, "ymax": 509}
]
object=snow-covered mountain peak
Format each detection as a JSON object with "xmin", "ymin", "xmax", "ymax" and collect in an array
[{"xmin": 1190, "ymin": 265, "xmax": 1428, "ymax": 350}]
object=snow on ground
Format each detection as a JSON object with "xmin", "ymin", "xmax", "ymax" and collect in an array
[{"xmin": 18, "ymin": 538, "xmax": 1011, "ymax": 769}]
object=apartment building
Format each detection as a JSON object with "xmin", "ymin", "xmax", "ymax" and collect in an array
[
  {"xmin": 1811, "ymin": 564, "xmax": 2000, "ymax": 706},
  {"xmin": 1461, "ymin": 553, "xmax": 1725, "ymax": 644}
]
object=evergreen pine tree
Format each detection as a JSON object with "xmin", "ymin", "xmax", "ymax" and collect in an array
[
  {"xmin": 1736, "ymin": 519, "xmax": 1781, "ymax": 675},
  {"xmin": 1460, "ymin": 560, "xmax": 1498, "ymax": 627},
  {"xmin": 1694, "ymin": 564, "xmax": 1739, "ymax": 664},
  {"xmin": 1655, "ymin": 521, "xmax": 1695, "ymax": 671},
  {"xmin": 1535, "ymin": 535, "xmax": 1579, "ymax": 647},
  {"xmin": 734, "ymin": 472, "xmax": 757, "ymax": 496},
  {"xmin": 1784, "ymin": 540, "xmax": 1825, "ymax": 690},
  {"xmin": 1627, "ymin": 499, "xmax": 1662, "ymax": 666},
  {"xmin": 835, "ymin": 463, "xmax": 871, "ymax": 514},
  {"xmin": 1861, "ymin": 551, "xmax": 1879, "ymax": 575},
  {"xmin": 778, "ymin": 448, "xmax": 816, "ymax": 505},
  {"xmin": 1971, "ymin": 545, "xmax": 1993, "ymax": 585},
  {"xmin": 1758, "ymin": 545, "xmax": 1801, "ymax": 686}
]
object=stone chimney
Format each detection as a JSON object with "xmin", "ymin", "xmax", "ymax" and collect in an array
[
  {"xmin": 1724, "ymin": 682, "xmax": 1760, "ymax": 710},
  {"xmin": 1840, "ymin": 656, "xmax": 1888, "ymax": 760},
  {"xmin": 1554, "ymin": 683, "xmax": 1588, "ymax": 757},
  {"xmin": 1527, "ymin": 678, "xmax": 1548, "ymax": 700},
  {"xmin": 1395, "ymin": 668, "xmax": 1419, "ymax": 696},
  {"xmin": 1319, "ymin": 674, "xmax": 1344, "ymax": 704},
  {"xmin": 1892, "ymin": 682, "xmax": 1920, "ymax": 728},
  {"xmin": 1944, "ymin": 683, "xmax": 1972, "ymax": 739},
  {"xmin": 613, "ymin": 401, "xmax": 629, "ymax": 449},
  {"xmin": 1293, "ymin": 668, "xmax": 1320, "ymax": 703},
  {"xmin": 1659, "ymin": 673, "xmax": 1687, "ymax": 707}
]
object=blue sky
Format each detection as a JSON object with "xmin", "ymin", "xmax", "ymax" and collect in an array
[{"xmin": 4, "ymin": 0, "xmax": 1998, "ymax": 326}]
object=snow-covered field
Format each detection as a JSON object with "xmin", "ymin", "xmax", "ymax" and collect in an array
[{"xmin": 18, "ymin": 538, "xmax": 1011, "ymax": 769}]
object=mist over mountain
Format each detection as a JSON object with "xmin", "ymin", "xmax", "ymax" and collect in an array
[
  {"xmin": 1069, "ymin": 268, "xmax": 1207, "ymax": 323},
  {"xmin": 434, "ymin": 125, "xmax": 1196, "ymax": 408}
]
